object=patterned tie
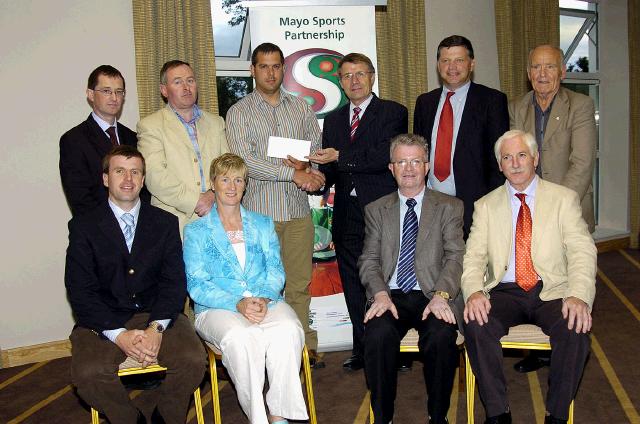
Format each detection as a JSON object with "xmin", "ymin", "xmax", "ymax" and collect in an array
[
  {"xmin": 515, "ymin": 193, "xmax": 537, "ymax": 291},
  {"xmin": 122, "ymin": 213, "xmax": 135, "ymax": 252},
  {"xmin": 106, "ymin": 126, "xmax": 118, "ymax": 146},
  {"xmin": 397, "ymin": 198, "xmax": 419, "ymax": 293},
  {"xmin": 350, "ymin": 107, "xmax": 361, "ymax": 141},
  {"xmin": 434, "ymin": 91, "xmax": 455, "ymax": 181}
]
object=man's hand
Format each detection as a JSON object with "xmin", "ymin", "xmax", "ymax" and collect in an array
[
  {"xmin": 562, "ymin": 296, "xmax": 592, "ymax": 333},
  {"xmin": 115, "ymin": 329, "xmax": 151, "ymax": 362},
  {"xmin": 463, "ymin": 291, "xmax": 491, "ymax": 325},
  {"xmin": 195, "ymin": 190, "xmax": 215, "ymax": 217},
  {"xmin": 423, "ymin": 295, "xmax": 456, "ymax": 324},
  {"xmin": 307, "ymin": 148, "xmax": 339, "ymax": 164},
  {"xmin": 236, "ymin": 297, "xmax": 268, "ymax": 324},
  {"xmin": 293, "ymin": 168, "xmax": 325, "ymax": 192},
  {"xmin": 136, "ymin": 328, "xmax": 162, "ymax": 367},
  {"xmin": 283, "ymin": 156, "xmax": 310, "ymax": 170},
  {"xmin": 364, "ymin": 292, "xmax": 398, "ymax": 323}
]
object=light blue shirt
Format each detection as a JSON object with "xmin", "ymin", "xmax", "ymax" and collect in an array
[
  {"xmin": 388, "ymin": 188, "xmax": 425, "ymax": 291},
  {"xmin": 427, "ymin": 81, "xmax": 472, "ymax": 196},
  {"xmin": 92, "ymin": 112, "xmax": 119, "ymax": 145},
  {"xmin": 171, "ymin": 104, "xmax": 206, "ymax": 191},
  {"xmin": 503, "ymin": 176, "xmax": 540, "ymax": 283},
  {"xmin": 102, "ymin": 199, "xmax": 170, "ymax": 343}
]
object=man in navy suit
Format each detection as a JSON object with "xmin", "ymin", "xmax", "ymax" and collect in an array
[
  {"xmin": 414, "ymin": 35, "xmax": 509, "ymax": 237},
  {"xmin": 60, "ymin": 65, "xmax": 148, "ymax": 216},
  {"xmin": 66, "ymin": 146, "xmax": 205, "ymax": 423},
  {"xmin": 308, "ymin": 53, "xmax": 408, "ymax": 371}
]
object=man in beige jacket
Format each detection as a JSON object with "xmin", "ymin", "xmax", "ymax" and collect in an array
[
  {"xmin": 137, "ymin": 60, "xmax": 228, "ymax": 234},
  {"xmin": 462, "ymin": 130, "xmax": 596, "ymax": 424}
]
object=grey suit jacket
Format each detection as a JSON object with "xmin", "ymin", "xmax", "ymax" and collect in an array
[
  {"xmin": 509, "ymin": 87, "xmax": 596, "ymax": 231},
  {"xmin": 358, "ymin": 188, "xmax": 465, "ymax": 325}
]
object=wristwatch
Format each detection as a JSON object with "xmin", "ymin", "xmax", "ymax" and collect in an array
[
  {"xmin": 147, "ymin": 321, "xmax": 165, "ymax": 333},
  {"xmin": 434, "ymin": 290, "xmax": 451, "ymax": 300}
]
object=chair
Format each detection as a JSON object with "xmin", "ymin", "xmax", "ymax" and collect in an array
[
  {"xmin": 465, "ymin": 324, "xmax": 575, "ymax": 424},
  {"xmin": 90, "ymin": 356, "xmax": 204, "ymax": 424},
  {"xmin": 368, "ymin": 329, "xmax": 465, "ymax": 423},
  {"xmin": 204, "ymin": 342, "xmax": 317, "ymax": 424}
]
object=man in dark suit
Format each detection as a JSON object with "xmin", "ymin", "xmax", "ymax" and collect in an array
[
  {"xmin": 60, "ymin": 65, "xmax": 148, "ymax": 216},
  {"xmin": 358, "ymin": 134, "xmax": 465, "ymax": 424},
  {"xmin": 414, "ymin": 35, "xmax": 509, "ymax": 237},
  {"xmin": 65, "ymin": 146, "xmax": 206, "ymax": 424},
  {"xmin": 308, "ymin": 53, "xmax": 408, "ymax": 371}
]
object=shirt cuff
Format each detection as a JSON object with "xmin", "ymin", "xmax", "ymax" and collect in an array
[
  {"xmin": 102, "ymin": 328, "xmax": 126, "ymax": 344},
  {"xmin": 155, "ymin": 319, "xmax": 171, "ymax": 329}
]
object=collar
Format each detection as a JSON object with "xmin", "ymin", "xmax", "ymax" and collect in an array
[
  {"xmin": 91, "ymin": 112, "xmax": 117, "ymax": 131},
  {"xmin": 350, "ymin": 94, "xmax": 374, "ymax": 115},
  {"xmin": 108, "ymin": 198, "xmax": 141, "ymax": 223},
  {"xmin": 251, "ymin": 89, "xmax": 288, "ymax": 108},
  {"xmin": 443, "ymin": 80, "xmax": 471, "ymax": 98},
  {"xmin": 507, "ymin": 175, "xmax": 539, "ymax": 200},
  {"xmin": 398, "ymin": 186, "xmax": 426, "ymax": 206},
  {"xmin": 170, "ymin": 104, "xmax": 202, "ymax": 125}
]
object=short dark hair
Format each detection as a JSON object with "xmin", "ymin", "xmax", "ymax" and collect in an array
[
  {"xmin": 338, "ymin": 53, "xmax": 375, "ymax": 73},
  {"xmin": 251, "ymin": 43, "xmax": 285, "ymax": 66},
  {"xmin": 160, "ymin": 60, "xmax": 192, "ymax": 84},
  {"xmin": 87, "ymin": 65, "xmax": 125, "ymax": 90},
  {"xmin": 102, "ymin": 145, "xmax": 146, "ymax": 175},
  {"xmin": 437, "ymin": 35, "xmax": 474, "ymax": 60}
]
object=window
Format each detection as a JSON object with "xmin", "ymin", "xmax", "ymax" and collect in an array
[{"xmin": 560, "ymin": 0, "xmax": 600, "ymax": 222}]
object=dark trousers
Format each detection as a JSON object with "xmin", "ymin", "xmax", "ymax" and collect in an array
[
  {"xmin": 463, "ymin": 282, "xmax": 590, "ymax": 420},
  {"xmin": 364, "ymin": 290, "xmax": 458, "ymax": 423},
  {"xmin": 70, "ymin": 313, "xmax": 206, "ymax": 424},
  {"xmin": 334, "ymin": 195, "xmax": 367, "ymax": 357}
]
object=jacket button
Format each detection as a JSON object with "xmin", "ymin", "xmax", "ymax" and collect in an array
[
  {"xmin": 504, "ymin": 266, "xmax": 507, "ymax": 271},
  {"xmin": 132, "ymin": 293, "xmax": 136, "ymax": 298},
  {"xmin": 128, "ymin": 268, "xmax": 135, "ymax": 275},
  {"xmin": 197, "ymin": 181, "xmax": 201, "ymax": 186},
  {"xmin": 194, "ymin": 158, "xmax": 198, "ymax": 163}
]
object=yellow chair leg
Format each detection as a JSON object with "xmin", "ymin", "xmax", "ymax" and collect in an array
[
  {"xmin": 465, "ymin": 350, "xmax": 475, "ymax": 424},
  {"xmin": 369, "ymin": 391, "xmax": 374, "ymax": 423},
  {"xmin": 90, "ymin": 407, "xmax": 100, "ymax": 424},
  {"xmin": 302, "ymin": 345, "xmax": 318, "ymax": 424},
  {"xmin": 193, "ymin": 387, "xmax": 204, "ymax": 424},
  {"xmin": 208, "ymin": 349, "xmax": 222, "ymax": 424}
]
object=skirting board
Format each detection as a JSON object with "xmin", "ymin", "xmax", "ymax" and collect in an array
[
  {"xmin": 596, "ymin": 236, "xmax": 630, "ymax": 253},
  {"xmin": 1, "ymin": 339, "xmax": 71, "ymax": 368}
]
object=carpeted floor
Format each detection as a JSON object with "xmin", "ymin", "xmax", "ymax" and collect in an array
[{"xmin": 1, "ymin": 248, "xmax": 639, "ymax": 424}]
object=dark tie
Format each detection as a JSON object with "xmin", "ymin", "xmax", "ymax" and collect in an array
[
  {"xmin": 350, "ymin": 107, "xmax": 361, "ymax": 141},
  {"xmin": 106, "ymin": 126, "xmax": 118, "ymax": 146},
  {"xmin": 397, "ymin": 198, "xmax": 419, "ymax": 293},
  {"xmin": 434, "ymin": 91, "xmax": 455, "ymax": 181},
  {"xmin": 515, "ymin": 193, "xmax": 537, "ymax": 291}
]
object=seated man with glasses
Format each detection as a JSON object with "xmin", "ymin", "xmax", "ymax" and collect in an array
[
  {"xmin": 60, "ymin": 65, "xmax": 149, "ymax": 217},
  {"xmin": 358, "ymin": 133, "xmax": 465, "ymax": 424}
]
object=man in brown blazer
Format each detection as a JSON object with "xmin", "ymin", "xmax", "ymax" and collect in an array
[
  {"xmin": 358, "ymin": 134, "xmax": 465, "ymax": 424},
  {"xmin": 509, "ymin": 45, "xmax": 596, "ymax": 374}
]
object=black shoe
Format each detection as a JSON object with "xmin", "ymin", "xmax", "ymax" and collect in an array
[
  {"xmin": 544, "ymin": 415, "xmax": 568, "ymax": 424},
  {"xmin": 342, "ymin": 354, "xmax": 364, "ymax": 371},
  {"xmin": 397, "ymin": 356, "xmax": 412, "ymax": 372},
  {"xmin": 308, "ymin": 349, "xmax": 326, "ymax": 369},
  {"xmin": 150, "ymin": 407, "xmax": 166, "ymax": 424},
  {"xmin": 429, "ymin": 417, "xmax": 449, "ymax": 424},
  {"xmin": 484, "ymin": 411, "xmax": 512, "ymax": 424},
  {"xmin": 136, "ymin": 409, "xmax": 147, "ymax": 424},
  {"xmin": 513, "ymin": 352, "xmax": 551, "ymax": 373}
]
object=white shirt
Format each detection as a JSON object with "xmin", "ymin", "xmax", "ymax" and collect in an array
[
  {"xmin": 427, "ymin": 81, "xmax": 471, "ymax": 196},
  {"xmin": 92, "ymin": 112, "xmax": 120, "ymax": 144},
  {"xmin": 388, "ymin": 187, "xmax": 425, "ymax": 291},
  {"xmin": 502, "ymin": 176, "xmax": 540, "ymax": 283}
]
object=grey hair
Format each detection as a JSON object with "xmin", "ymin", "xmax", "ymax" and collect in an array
[
  {"xmin": 389, "ymin": 134, "xmax": 429, "ymax": 162},
  {"xmin": 494, "ymin": 130, "xmax": 538, "ymax": 164}
]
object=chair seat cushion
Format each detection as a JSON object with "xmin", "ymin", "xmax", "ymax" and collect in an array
[{"xmin": 500, "ymin": 324, "xmax": 550, "ymax": 344}]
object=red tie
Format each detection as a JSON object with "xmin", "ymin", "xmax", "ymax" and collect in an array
[
  {"xmin": 434, "ymin": 91, "xmax": 455, "ymax": 181},
  {"xmin": 106, "ymin": 126, "xmax": 118, "ymax": 146},
  {"xmin": 515, "ymin": 193, "xmax": 537, "ymax": 291},
  {"xmin": 350, "ymin": 107, "xmax": 361, "ymax": 141}
]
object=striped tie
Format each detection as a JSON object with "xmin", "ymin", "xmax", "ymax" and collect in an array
[
  {"xmin": 122, "ymin": 212, "xmax": 135, "ymax": 252},
  {"xmin": 397, "ymin": 198, "xmax": 419, "ymax": 293},
  {"xmin": 350, "ymin": 107, "xmax": 361, "ymax": 141}
]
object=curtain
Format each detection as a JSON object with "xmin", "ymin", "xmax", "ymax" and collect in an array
[
  {"xmin": 494, "ymin": 0, "xmax": 559, "ymax": 101},
  {"xmin": 629, "ymin": 0, "xmax": 640, "ymax": 248},
  {"xmin": 375, "ymin": 0, "xmax": 427, "ymax": 131},
  {"xmin": 132, "ymin": 0, "xmax": 219, "ymax": 118}
]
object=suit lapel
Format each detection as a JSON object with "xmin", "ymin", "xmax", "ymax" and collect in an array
[
  {"xmin": 207, "ymin": 207, "xmax": 245, "ymax": 276},
  {"xmin": 382, "ymin": 193, "xmax": 401, "ymax": 270},
  {"xmin": 426, "ymin": 88, "xmax": 443, "ymax": 139},
  {"xmin": 415, "ymin": 190, "xmax": 437, "ymax": 256},
  {"xmin": 496, "ymin": 185, "xmax": 513, "ymax": 261},
  {"xmin": 98, "ymin": 205, "xmax": 130, "ymax": 256},
  {"xmin": 163, "ymin": 106, "xmax": 195, "ymax": 151},
  {"xmin": 129, "ymin": 203, "xmax": 152, "ymax": 259},
  {"xmin": 530, "ymin": 179, "xmax": 550, "ymax": 257},
  {"xmin": 84, "ymin": 115, "xmax": 113, "ymax": 157},
  {"xmin": 352, "ymin": 95, "xmax": 379, "ymax": 142},
  {"xmin": 455, "ymin": 83, "xmax": 477, "ymax": 152},
  {"xmin": 543, "ymin": 88, "xmax": 569, "ymax": 145}
]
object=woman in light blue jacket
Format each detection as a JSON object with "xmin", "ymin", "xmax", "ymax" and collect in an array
[{"xmin": 183, "ymin": 154, "xmax": 307, "ymax": 424}]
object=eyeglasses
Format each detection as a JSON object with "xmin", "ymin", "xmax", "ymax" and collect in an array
[
  {"xmin": 93, "ymin": 88, "xmax": 126, "ymax": 97},
  {"xmin": 392, "ymin": 159, "xmax": 425, "ymax": 168},
  {"xmin": 339, "ymin": 71, "xmax": 374, "ymax": 82}
]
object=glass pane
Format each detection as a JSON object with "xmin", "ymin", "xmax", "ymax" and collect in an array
[
  {"xmin": 211, "ymin": 0, "xmax": 248, "ymax": 57},
  {"xmin": 559, "ymin": 0, "xmax": 590, "ymax": 10},
  {"xmin": 216, "ymin": 76, "xmax": 253, "ymax": 119},
  {"xmin": 560, "ymin": 15, "xmax": 597, "ymax": 72}
]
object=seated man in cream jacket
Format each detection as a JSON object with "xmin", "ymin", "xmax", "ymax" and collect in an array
[
  {"xmin": 461, "ymin": 130, "xmax": 596, "ymax": 424},
  {"xmin": 137, "ymin": 60, "xmax": 228, "ymax": 235}
]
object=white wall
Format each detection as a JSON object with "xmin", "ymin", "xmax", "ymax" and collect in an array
[
  {"xmin": 0, "ymin": 0, "xmax": 139, "ymax": 351},
  {"xmin": 425, "ymin": 0, "xmax": 501, "ymax": 91}
]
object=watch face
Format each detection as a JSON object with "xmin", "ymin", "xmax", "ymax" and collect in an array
[{"xmin": 156, "ymin": 323, "xmax": 165, "ymax": 333}]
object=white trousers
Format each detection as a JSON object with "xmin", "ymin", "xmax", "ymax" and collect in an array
[{"xmin": 195, "ymin": 302, "xmax": 308, "ymax": 424}]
